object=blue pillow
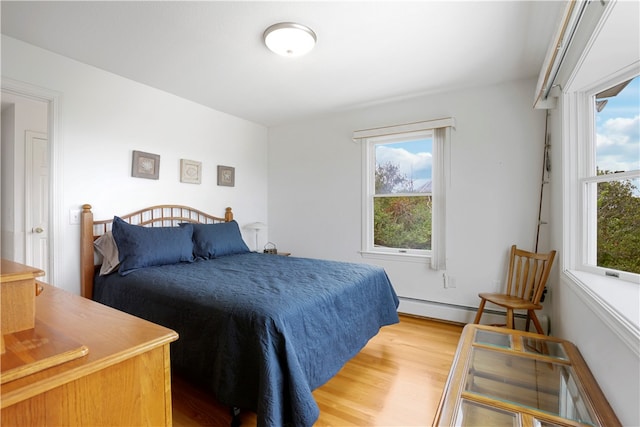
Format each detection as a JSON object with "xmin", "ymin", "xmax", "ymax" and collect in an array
[
  {"xmin": 191, "ymin": 221, "xmax": 250, "ymax": 259},
  {"xmin": 112, "ymin": 216, "xmax": 194, "ymax": 275}
]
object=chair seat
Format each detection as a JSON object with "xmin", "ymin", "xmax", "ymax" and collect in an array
[{"xmin": 478, "ymin": 292, "xmax": 542, "ymax": 310}]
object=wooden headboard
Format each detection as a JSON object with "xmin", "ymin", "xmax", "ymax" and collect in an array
[{"xmin": 80, "ymin": 204, "xmax": 233, "ymax": 300}]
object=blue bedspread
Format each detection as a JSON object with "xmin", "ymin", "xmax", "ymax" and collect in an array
[{"xmin": 94, "ymin": 253, "xmax": 399, "ymax": 427}]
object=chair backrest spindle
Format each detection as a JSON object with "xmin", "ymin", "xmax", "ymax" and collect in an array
[{"xmin": 504, "ymin": 245, "xmax": 556, "ymax": 304}]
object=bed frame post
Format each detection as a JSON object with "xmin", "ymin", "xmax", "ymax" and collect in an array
[
  {"xmin": 80, "ymin": 204, "xmax": 94, "ymax": 300},
  {"xmin": 225, "ymin": 207, "xmax": 233, "ymax": 222}
]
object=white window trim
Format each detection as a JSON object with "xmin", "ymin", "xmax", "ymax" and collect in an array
[
  {"xmin": 354, "ymin": 118, "xmax": 454, "ymax": 268},
  {"xmin": 562, "ymin": 70, "xmax": 640, "ymax": 347},
  {"xmin": 566, "ymin": 70, "xmax": 640, "ymax": 285},
  {"xmin": 362, "ymin": 130, "xmax": 433, "ymax": 259},
  {"xmin": 352, "ymin": 117, "xmax": 455, "ymax": 140}
]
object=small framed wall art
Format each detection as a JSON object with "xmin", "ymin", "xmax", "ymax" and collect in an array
[
  {"xmin": 217, "ymin": 165, "xmax": 235, "ymax": 187},
  {"xmin": 180, "ymin": 159, "xmax": 202, "ymax": 184},
  {"xmin": 131, "ymin": 150, "xmax": 160, "ymax": 180}
]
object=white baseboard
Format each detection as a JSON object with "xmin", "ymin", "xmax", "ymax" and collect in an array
[{"xmin": 398, "ymin": 297, "xmax": 550, "ymax": 334}]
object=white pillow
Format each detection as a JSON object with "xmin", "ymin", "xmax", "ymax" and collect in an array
[{"xmin": 94, "ymin": 231, "xmax": 120, "ymax": 275}]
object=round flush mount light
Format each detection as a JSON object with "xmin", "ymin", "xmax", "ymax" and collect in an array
[{"xmin": 263, "ymin": 22, "xmax": 317, "ymax": 57}]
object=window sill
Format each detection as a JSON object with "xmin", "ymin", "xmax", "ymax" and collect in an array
[
  {"xmin": 359, "ymin": 251, "xmax": 429, "ymax": 264},
  {"xmin": 564, "ymin": 270, "xmax": 640, "ymax": 355}
]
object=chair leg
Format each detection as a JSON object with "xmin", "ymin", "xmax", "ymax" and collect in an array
[
  {"xmin": 473, "ymin": 299, "xmax": 486, "ymax": 324},
  {"xmin": 506, "ymin": 308, "xmax": 515, "ymax": 329},
  {"xmin": 529, "ymin": 311, "xmax": 545, "ymax": 335}
]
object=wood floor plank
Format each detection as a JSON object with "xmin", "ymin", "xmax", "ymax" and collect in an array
[{"xmin": 172, "ymin": 315, "xmax": 463, "ymax": 426}]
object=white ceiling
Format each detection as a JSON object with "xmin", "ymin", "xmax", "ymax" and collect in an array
[{"xmin": 1, "ymin": 1, "xmax": 566, "ymax": 127}]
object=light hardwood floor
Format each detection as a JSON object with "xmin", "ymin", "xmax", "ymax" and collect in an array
[{"xmin": 172, "ymin": 315, "xmax": 463, "ymax": 426}]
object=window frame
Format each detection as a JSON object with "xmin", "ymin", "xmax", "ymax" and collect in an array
[
  {"xmin": 362, "ymin": 130, "xmax": 434, "ymax": 259},
  {"xmin": 354, "ymin": 118, "xmax": 453, "ymax": 267},
  {"xmin": 572, "ymin": 71, "xmax": 640, "ymax": 285}
]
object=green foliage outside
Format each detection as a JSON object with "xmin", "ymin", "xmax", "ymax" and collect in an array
[
  {"xmin": 597, "ymin": 172, "xmax": 640, "ymax": 274},
  {"xmin": 374, "ymin": 161, "xmax": 431, "ymax": 250},
  {"xmin": 374, "ymin": 164, "xmax": 640, "ymax": 272},
  {"xmin": 374, "ymin": 197, "xmax": 432, "ymax": 249}
]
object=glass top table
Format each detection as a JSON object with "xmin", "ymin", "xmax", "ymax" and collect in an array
[{"xmin": 433, "ymin": 325, "xmax": 620, "ymax": 427}]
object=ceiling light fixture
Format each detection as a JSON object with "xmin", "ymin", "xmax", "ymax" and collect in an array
[{"xmin": 263, "ymin": 22, "xmax": 316, "ymax": 57}]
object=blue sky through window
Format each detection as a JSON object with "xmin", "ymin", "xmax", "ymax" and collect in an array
[
  {"xmin": 596, "ymin": 75, "xmax": 640, "ymax": 173},
  {"xmin": 375, "ymin": 138, "xmax": 433, "ymax": 192}
]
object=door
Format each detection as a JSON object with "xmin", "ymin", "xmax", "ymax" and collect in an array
[
  {"xmin": 2, "ymin": 82, "xmax": 57, "ymax": 284},
  {"xmin": 25, "ymin": 131, "xmax": 49, "ymax": 282}
]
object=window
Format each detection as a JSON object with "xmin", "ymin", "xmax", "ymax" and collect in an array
[
  {"xmin": 354, "ymin": 118, "xmax": 453, "ymax": 267},
  {"xmin": 370, "ymin": 132, "xmax": 432, "ymax": 254},
  {"xmin": 582, "ymin": 75, "xmax": 640, "ymax": 280}
]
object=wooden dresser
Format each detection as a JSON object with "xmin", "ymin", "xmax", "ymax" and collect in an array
[
  {"xmin": 0, "ymin": 259, "xmax": 45, "ymax": 353},
  {"xmin": 1, "ymin": 281, "xmax": 179, "ymax": 426},
  {"xmin": 434, "ymin": 324, "xmax": 620, "ymax": 426}
]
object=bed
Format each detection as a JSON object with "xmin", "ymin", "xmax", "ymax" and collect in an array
[{"xmin": 79, "ymin": 204, "xmax": 399, "ymax": 427}]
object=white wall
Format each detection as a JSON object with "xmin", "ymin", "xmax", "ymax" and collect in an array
[
  {"xmin": 1, "ymin": 36, "xmax": 268, "ymax": 294},
  {"xmin": 268, "ymin": 78, "xmax": 550, "ymax": 323}
]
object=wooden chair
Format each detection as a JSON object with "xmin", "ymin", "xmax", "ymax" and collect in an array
[{"xmin": 473, "ymin": 245, "xmax": 556, "ymax": 335}]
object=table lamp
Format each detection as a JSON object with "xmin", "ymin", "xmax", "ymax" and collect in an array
[{"xmin": 245, "ymin": 222, "xmax": 267, "ymax": 252}]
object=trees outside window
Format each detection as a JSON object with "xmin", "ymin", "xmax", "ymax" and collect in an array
[
  {"xmin": 374, "ymin": 153, "xmax": 433, "ymax": 250},
  {"xmin": 596, "ymin": 175, "xmax": 640, "ymax": 273}
]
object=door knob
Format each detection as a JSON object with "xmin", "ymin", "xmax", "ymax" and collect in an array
[{"xmin": 34, "ymin": 227, "xmax": 44, "ymax": 233}]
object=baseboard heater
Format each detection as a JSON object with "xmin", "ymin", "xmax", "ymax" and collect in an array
[{"xmin": 398, "ymin": 296, "xmax": 550, "ymax": 334}]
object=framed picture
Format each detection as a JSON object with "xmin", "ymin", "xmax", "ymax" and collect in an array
[
  {"xmin": 217, "ymin": 165, "xmax": 235, "ymax": 187},
  {"xmin": 180, "ymin": 159, "xmax": 202, "ymax": 184},
  {"xmin": 131, "ymin": 150, "xmax": 160, "ymax": 180}
]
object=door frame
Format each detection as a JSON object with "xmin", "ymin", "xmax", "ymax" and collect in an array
[{"xmin": 2, "ymin": 78, "xmax": 62, "ymax": 285}]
